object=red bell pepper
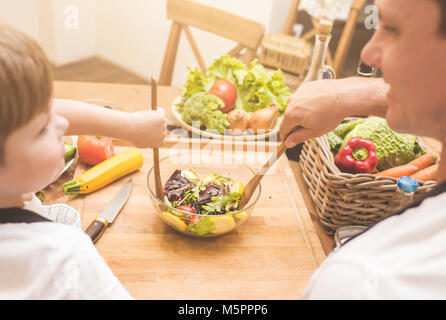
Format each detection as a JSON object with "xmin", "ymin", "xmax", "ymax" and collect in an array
[{"xmin": 334, "ymin": 137, "xmax": 378, "ymax": 174}]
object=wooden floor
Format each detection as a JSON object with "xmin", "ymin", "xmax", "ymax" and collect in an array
[{"xmin": 52, "ymin": 56, "xmax": 149, "ymax": 85}]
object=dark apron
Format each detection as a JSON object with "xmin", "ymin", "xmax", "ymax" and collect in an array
[{"xmin": 0, "ymin": 207, "xmax": 53, "ymax": 224}]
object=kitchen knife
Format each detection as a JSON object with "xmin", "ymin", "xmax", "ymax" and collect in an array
[{"xmin": 85, "ymin": 178, "xmax": 133, "ymax": 243}]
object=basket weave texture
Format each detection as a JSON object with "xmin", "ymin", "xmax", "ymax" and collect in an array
[
  {"xmin": 259, "ymin": 33, "xmax": 312, "ymax": 76},
  {"xmin": 299, "ymin": 130, "xmax": 437, "ymax": 235}
]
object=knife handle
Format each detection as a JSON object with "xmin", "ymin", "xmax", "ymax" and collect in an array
[{"xmin": 85, "ymin": 217, "xmax": 108, "ymax": 243}]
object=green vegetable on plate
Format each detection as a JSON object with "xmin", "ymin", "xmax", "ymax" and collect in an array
[
  {"xmin": 175, "ymin": 55, "xmax": 290, "ymax": 134},
  {"xmin": 179, "ymin": 92, "xmax": 229, "ymax": 135}
]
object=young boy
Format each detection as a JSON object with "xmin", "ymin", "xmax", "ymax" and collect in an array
[{"xmin": 0, "ymin": 24, "xmax": 166, "ymax": 299}]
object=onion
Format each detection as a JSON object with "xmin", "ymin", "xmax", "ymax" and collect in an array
[
  {"xmin": 226, "ymin": 109, "xmax": 249, "ymax": 134},
  {"xmin": 248, "ymin": 104, "xmax": 278, "ymax": 133}
]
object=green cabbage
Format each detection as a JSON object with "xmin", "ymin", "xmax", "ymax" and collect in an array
[
  {"xmin": 339, "ymin": 117, "xmax": 425, "ymax": 171},
  {"xmin": 326, "ymin": 119, "xmax": 364, "ymax": 154}
]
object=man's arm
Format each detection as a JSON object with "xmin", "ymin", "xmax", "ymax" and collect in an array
[
  {"xmin": 280, "ymin": 77, "xmax": 389, "ymax": 148},
  {"xmin": 52, "ymin": 99, "xmax": 166, "ymax": 149}
]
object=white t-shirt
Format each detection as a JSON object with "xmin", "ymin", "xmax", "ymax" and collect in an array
[
  {"xmin": 0, "ymin": 195, "xmax": 132, "ymax": 300},
  {"xmin": 303, "ymin": 189, "xmax": 446, "ymax": 299}
]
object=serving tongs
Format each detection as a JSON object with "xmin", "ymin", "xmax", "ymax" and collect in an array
[
  {"xmin": 151, "ymin": 76, "xmax": 164, "ymax": 200},
  {"xmin": 238, "ymin": 141, "xmax": 287, "ymax": 210},
  {"xmin": 238, "ymin": 127, "xmax": 301, "ymax": 210}
]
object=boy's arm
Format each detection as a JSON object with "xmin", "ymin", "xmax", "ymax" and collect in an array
[
  {"xmin": 280, "ymin": 77, "xmax": 389, "ymax": 148},
  {"xmin": 52, "ymin": 99, "xmax": 166, "ymax": 149}
]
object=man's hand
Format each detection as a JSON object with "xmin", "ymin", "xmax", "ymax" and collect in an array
[
  {"xmin": 280, "ymin": 77, "xmax": 388, "ymax": 147},
  {"xmin": 128, "ymin": 109, "xmax": 167, "ymax": 148},
  {"xmin": 280, "ymin": 80, "xmax": 347, "ymax": 148}
]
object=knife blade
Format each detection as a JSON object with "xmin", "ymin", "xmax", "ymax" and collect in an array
[{"xmin": 85, "ymin": 178, "xmax": 133, "ymax": 243}]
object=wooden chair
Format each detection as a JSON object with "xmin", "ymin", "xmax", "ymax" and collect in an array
[
  {"xmin": 281, "ymin": 0, "xmax": 367, "ymax": 76},
  {"xmin": 159, "ymin": 0, "xmax": 265, "ymax": 85}
]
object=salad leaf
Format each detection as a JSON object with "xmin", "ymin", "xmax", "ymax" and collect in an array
[
  {"xmin": 206, "ymin": 55, "xmax": 247, "ymax": 86},
  {"xmin": 179, "ymin": 67, "xmax": 209, "ymax": 100},
  {"xmin": 201, "ymin": 192, "xmax": 241, "ymax": 215},
  {"xmin": 198, "ymin": 183, "xmax": 226, "ymax": 206},
  {"xmin": 238, "ymin": 61, "xmax": 290, "ymax": 114},
  {"xmin": 266, "ymin": 69, "xmax": 290, "ymax": 114},
  {"xmin": 164, "ymin": 169, "xmax": 194, "ymax": 202},
  {"xmin": 163, "ymin": 169, "xmax": 240, "ymax": 216},
  {"xmin": 180, "ymin": 92, "xmax": 229, "ymax": 134}
]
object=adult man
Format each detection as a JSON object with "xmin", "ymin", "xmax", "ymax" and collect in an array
[{"xmin": 280, "ymin": 0, "xmax": 446, "ymax": 298}]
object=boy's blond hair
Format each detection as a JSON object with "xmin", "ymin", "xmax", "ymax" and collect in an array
[{"xmin": 0, "ymin": 24, "xmax": 53, "ymax": 164}]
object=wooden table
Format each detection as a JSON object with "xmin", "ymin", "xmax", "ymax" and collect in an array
[
  {"xmin": 55, "ymin": 81, "xmax": 443, "ymax": 259},
  {"xmin": 52, "ymin": 81, "xmax": 442, "ymax": 298},
  {"xmin": 51, "ymin": 81, "xmax": 326, "ymax": 299}
]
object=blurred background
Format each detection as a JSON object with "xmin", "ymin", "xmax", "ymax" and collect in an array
[{"xmin": 0, "ymin": 0, "xmax": 375, "ymax": 89}]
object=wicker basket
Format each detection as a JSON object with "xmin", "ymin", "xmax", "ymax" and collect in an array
[
  {"xmin": 259, "ymin": 33, "xmax": 312, "ymax": 76},
  {"xmin": 299, "ymin": 123, "xmax": 438, "ymax": 235}
]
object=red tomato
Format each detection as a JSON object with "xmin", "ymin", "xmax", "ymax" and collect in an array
[
  {"xmin": 209, "ymin": 79, "xmax": 237, "ymax": 113},
  {"xmin": 175, "ymin": 205, "xmax": 195, "ymax": 213},
  {"xmin": 77, "ymin": 136, "xmax": 115, "ymax": 166}
]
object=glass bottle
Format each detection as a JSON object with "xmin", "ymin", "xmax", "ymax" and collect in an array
[
  {"xmin": 386, "ymin": 176, "xmax": 419, "ymax": 214},
  {"xmin": 286, "ymin": 20, "xmax": 335, "ymax": 161},
  {"xmin": 302, "ymin": 19, "xmax": 336, "ymax": 84}
]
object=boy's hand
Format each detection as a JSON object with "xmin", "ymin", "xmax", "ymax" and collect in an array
[{"xmin": 128, "ymin": 109, "xmax": 167, "ymax": 148}]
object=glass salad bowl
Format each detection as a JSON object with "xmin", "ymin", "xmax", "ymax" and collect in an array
[{"xmin": 147, "ymin": 152, "xmax": 261, "ymax": 238}]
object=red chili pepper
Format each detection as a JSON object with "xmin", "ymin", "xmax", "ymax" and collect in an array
[
  {"xmin": 334, "ymin": 137, "xmax": 378, "ymax": 174},
  {"xmin": 175, "ymin": 205, "xmax": 195, "ymax": 213}
]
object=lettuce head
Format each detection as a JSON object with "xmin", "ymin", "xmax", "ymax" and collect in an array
[{"xmin": 176, "ymin": 55, "xmax": 290, "ymax": 133}]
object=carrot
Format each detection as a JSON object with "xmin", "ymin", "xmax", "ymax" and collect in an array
[
  {"xmin": 375, "ymin": 152, "xmax": 439, "ymax": 179},
  {"xmin": 407, "ymin": 152, "xmax": 439, "ymax": 170},
  {"xmin": 376, "ymin": 164, "xmax": 419, "ymax": 178},
  {"xmin": 410, "ymin": 163, "xmax": 439, "ymax": 182}
]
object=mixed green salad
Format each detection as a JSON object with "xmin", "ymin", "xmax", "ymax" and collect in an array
[
  {"xmin": 161, "ymin": 168, "xmax": 247, "ymax": 236},
  {"xmin": 175, "ymin": 55, "xmax": 290, "ymax": 134}
]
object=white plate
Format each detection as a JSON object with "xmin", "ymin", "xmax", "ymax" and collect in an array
[{"xmin": 171, "ymin": 96, "xmax": 283, "ymax": 142}]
